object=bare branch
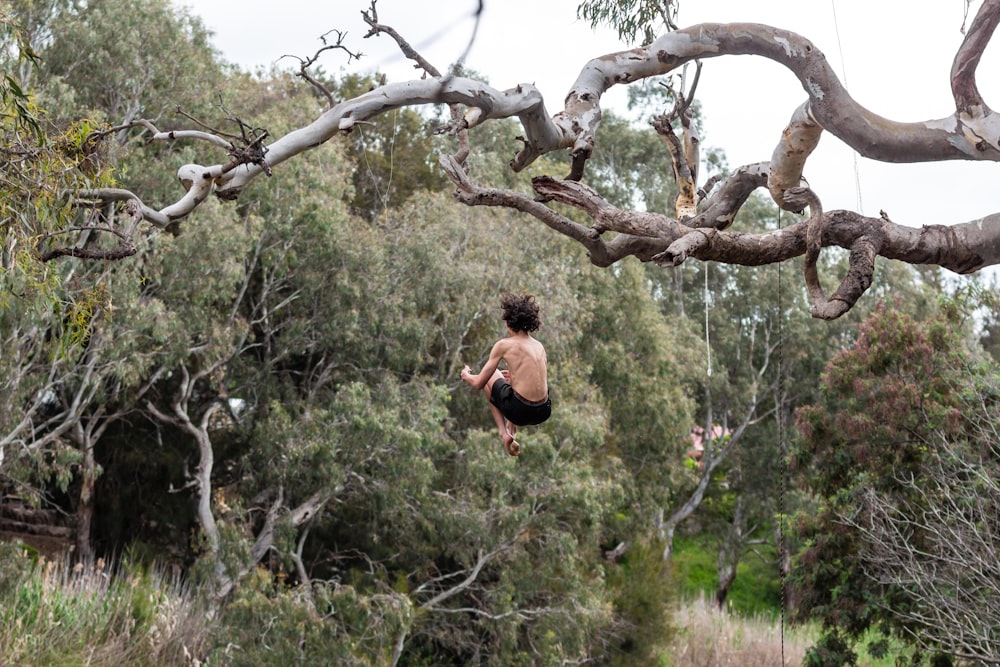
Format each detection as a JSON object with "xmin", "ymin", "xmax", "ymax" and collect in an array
[
  {"xmin": 280, "ymin": 29, "xmax": 362, "ymax": 109},
  {"xmin": 362, "ymin": 0, "xmax": 441, "ymax": 79},
  {"xmin": 414, "ymin": 533, "xmax": 521, "ymax": 610},
  {"xmin": 38, "ymin": 198, "xmax": 144, "ymax": 262}
]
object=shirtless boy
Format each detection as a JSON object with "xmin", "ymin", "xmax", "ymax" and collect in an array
[{"xmin": 461, "ymin": 293, "xmax": 551, "ymax": 456}]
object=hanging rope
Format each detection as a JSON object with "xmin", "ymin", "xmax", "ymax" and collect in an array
[
  {"xmin": 776, "ymin": 205, "xmax": 788, "ymax": 666},
  {"xmin": 704, "ymin": 261, "xmax": 712, "ymax": 377},
  {"xmin": 831, "ymin": 0, "xmax": 864, "ymax": 213},
  {"xmin": 358, "ymin": 108, "xmax": 399, "ymax": 221}
]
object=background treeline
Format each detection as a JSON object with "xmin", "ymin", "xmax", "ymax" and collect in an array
[{"xmin": 2, "ymin": 1, "xmax": 999, "ymax": 665}]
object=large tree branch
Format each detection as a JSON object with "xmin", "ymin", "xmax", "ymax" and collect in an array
[
  {"xmin": 72, "ymin": 1, "xmax": 1000, "ymax": 320},
  {"xmin": 96, "ymin": 2, "xmax": 1000, "ymax": 224},
  {"xmin": 526, "ymin": 174, "xmax": 1000, "ymax": 318},
  {"xmin": 952, "ymin": 0, "xmax": 1000, "ymax": 112},
  {"xmin": 95, "ymin": 4, "xmax": 1000, "ymax": 207},
  {"xmin": 567, "ymin": 11, "xmax": 1000, "ymax": 169}
]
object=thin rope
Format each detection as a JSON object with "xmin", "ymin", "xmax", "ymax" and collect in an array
[
  {"xmin": 357, "ymin": 108, "xmax": 399, "ymax": 221},
  {"xmin": 704, "ymin": 261, "xmax": 712, "ymax": 377},
  {"xmin": 384, "ymin": 108, "xmax": 398, "ymax": 222},
  {"xmin": 777, "ymin": 205, "xmax": 788, "ymax": 666},
  {"xmin": 831, "ymin": 0, "xmax": 864, "ymax": 213},
  {"xmin": 357, "ymin": 125, "xmax": 383, "ymax": 208}
]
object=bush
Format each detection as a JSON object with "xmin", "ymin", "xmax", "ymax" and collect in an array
[
  {"xmin": 604, "ymin": 539, "xmax": 676, "ymax": 666},
  {"xmin": 209, "ymin": 568, "xmax": 411, "ymax": 667},
  {"xmin": 0, "ymin": 542, "xmax": 211, "ymax": 666}
]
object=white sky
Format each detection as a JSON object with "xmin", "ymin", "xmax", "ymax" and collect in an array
[{"xmin": 183, "ymin": 0, "xmax": 1000, "ymax": 231}]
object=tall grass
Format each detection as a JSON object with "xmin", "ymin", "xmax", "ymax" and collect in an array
[
  {"xmin": 0, "ymin": 542, "xmax": 211, "ymax": 667},
  {"xmin": 668, "ymin": 596, "xmax": 917, "ymax": 667},
  {"xmin": 668, "ymin": 596, "xmax": 812, "ymax": 667}
]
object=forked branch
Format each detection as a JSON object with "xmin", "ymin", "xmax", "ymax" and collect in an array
[{"xmin": 72, "ymin": 0, "xmax": 1000, "ymax": 319}]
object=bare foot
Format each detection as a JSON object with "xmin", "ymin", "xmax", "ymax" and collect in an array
[{"xmin": 502, "ymin": 433, "xmax": 521, "ymax": 456}]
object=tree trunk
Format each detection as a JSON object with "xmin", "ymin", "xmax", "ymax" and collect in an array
[
  {"xmin": 659, "ymin": 470, "xmax": 712, "ymax": 561},
  {"xmin": 715, "ymin": 493, "xmax": 747, "ymax": 610},
  {"xmin": 75, "ymin": 442, "xmax": 96, "ymax": 562},
  {"xmin": 71, "ymin": 421, "xmax": 97, "ymax": 563},
  {"xmin": 146, "ymin": 375, "xmax": 229, "ymax": 595},
  {"xmin": 774, "ymin": 521, "xmax": 795, "ymax": 618},
  {"xmin": 191, "ymin": 424, "xmax": 220, "ymax": 557}
]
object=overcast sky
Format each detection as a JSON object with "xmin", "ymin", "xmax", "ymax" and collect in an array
[{"xmin": 183, "ymin": 0, "xmax": 1000, "ymax": 231}]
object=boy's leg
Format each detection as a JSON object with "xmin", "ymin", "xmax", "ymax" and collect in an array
[{"xmin": 484, "ymin": 371, "xmax": 521, "ymax": 456}]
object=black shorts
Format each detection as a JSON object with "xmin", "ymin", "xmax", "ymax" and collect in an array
[{"xmin": 490, "ymin": 379, "xmax": 551, "ymax": 426}]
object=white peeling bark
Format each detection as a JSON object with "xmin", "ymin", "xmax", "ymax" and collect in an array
[
  {"xmin": 215, "ymin": 77, "xmax": 571, "ymax": 195},
  {"xmin": 768, "ymin": 103, "xmax": 822, "ymax": 210},
  {"xmin": 82, "ymin": 0, "xmax": 1000, "ymax": 318},
  {"xmin": 129, "ymin": 3, "xmax": 1000, "ymax": 224}
]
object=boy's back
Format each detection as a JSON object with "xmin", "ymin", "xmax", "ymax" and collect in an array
[{"xmin": 494, "ymin": 333, "xmax": 547, "ymax": 404}]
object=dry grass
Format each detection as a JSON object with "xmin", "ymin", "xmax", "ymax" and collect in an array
[
  {"xmin": 668, "ymin": 596, "xmax": 812, "ymax": 667},
  {"xmin": 0, "ymin": 544, "xmax": 212, "ymax": 666}
]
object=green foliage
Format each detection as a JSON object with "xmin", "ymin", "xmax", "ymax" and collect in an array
[
  {"xmin": 577, "ymin": 0, "xmax": 675, "ymax": 45},
  {"xmin": 670, "ymin": 535, "xmax": 781, "ymax": 616},
  {"xmin": 604, "ymin": 539, "xmax": 675, "ymax": 665},
  {"xmin": 577, "ymin": 259, "xmax": 695, "ymax": 524},
  {"xmin": 0, "ymin": 14, "xmax": 42, "ymax": 139},
  {"xmin": 335, "ymin": 73, "xmax": 449, "ymax": 221},
  {"xmin": 0, "ymin": 100, "xmax": 111, "ymax": 277},
  {"xmin": 793, "ymin": 298, "xmax": 998, "ymax": 665},
  {"xmin": 212, "ymin": 568, "xmax": 412, "ymax": 666},
  {"xmin": 40, "ymin": 0, "xmax": 221, "ymax": 124},
  {"xmin": 0, "ymin": 2, "xmax": 826, "ymax": 663},
  {"xmin": 0, "ymin": 546, "xmax": 212, "ymax": 666},
  {"xmin": 586, "ymin": 110, "xmax": 680, "ymax": 212}
]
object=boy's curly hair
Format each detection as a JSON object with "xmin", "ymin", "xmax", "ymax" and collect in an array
[{"xmin": 501, "ymin": 292, "xmax": 541, "ymax": 333}]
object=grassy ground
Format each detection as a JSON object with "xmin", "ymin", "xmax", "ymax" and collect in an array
[
  {"xmin": 0, "ymin": 538, "xmax": 915, "ymax": 667},
  {"xmin": 670, "ymin": 534, "xmax": 782, "ymax": 616},
  {"xmin": 666, "ymin": 596, "xmax": 915, "ymax": 667},
  {"xmin": 668, "ymin": 596, "xmax": 812, "ymax": 667},
  {"xmin": 0, "ymin": 543, "xmax": 211, "ymax": 667},
  {"xmin": 667, "ymin": 535, "xmax": 913, "ymax": 666}
]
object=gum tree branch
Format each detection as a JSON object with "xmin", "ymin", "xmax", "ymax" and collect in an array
[{"xmin": 74, "ymin": 0, "xmax": 1000, "ymax": 319}]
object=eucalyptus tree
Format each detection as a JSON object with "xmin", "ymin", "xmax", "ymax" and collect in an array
[
  {"xmin": 673, "ymin": 221, "xmax": 949, "ymax": 610},
  {"xmin": 0, "ymin": 1, "xmax": 223, "ymax": 560},
  {"xmin": 219, "ymin": 177, "xmax": 652, "ymax": 663},
  {"xmin": 139, "ymin": 64, "xmax": 658, "ymax": 661},
  {"xmin": 584, "ymin": 108, "xmax": 676, "ymax": 214},
  {"xmin": 578, "ymin": 0, "xmax": 678, "ymax": 45},
  {"xmin": 15, "ymin": 0, "xmax": 1000, "ymax": 659},
  {"xmin": 18, "ymin": 0, "xmax": 1000, "ymax": 326},
  {"xmin": 40, "ymin": 0, "xmax": 221, "ymax": 126}
]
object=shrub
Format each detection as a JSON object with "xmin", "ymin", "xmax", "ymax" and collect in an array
[{"xmin": 0, "ymin": 542, "xmax": 211, "ymax": 666}]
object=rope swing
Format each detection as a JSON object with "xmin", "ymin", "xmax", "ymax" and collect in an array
[
  {"xmin": 704, "ymin": 261, "xmax": 712, "ymax": 378},
  {"xmin": 776, "ymin": 203, "xmax": 788, "ymax": 665}
]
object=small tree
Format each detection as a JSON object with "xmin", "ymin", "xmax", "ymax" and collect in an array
[{"xmin": 794, "ymin": 297, "xmax": 1000, "ymax": 665}]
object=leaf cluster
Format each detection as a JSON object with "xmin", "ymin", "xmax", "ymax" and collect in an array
[{"xmin": 792, "ymin": 298, "xmax": 1000, "ymax": 665}]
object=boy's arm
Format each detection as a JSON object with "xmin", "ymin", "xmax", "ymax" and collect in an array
[{"xmin": 461, "ymin": 340, "xmax": 505, "ymax": 390}]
